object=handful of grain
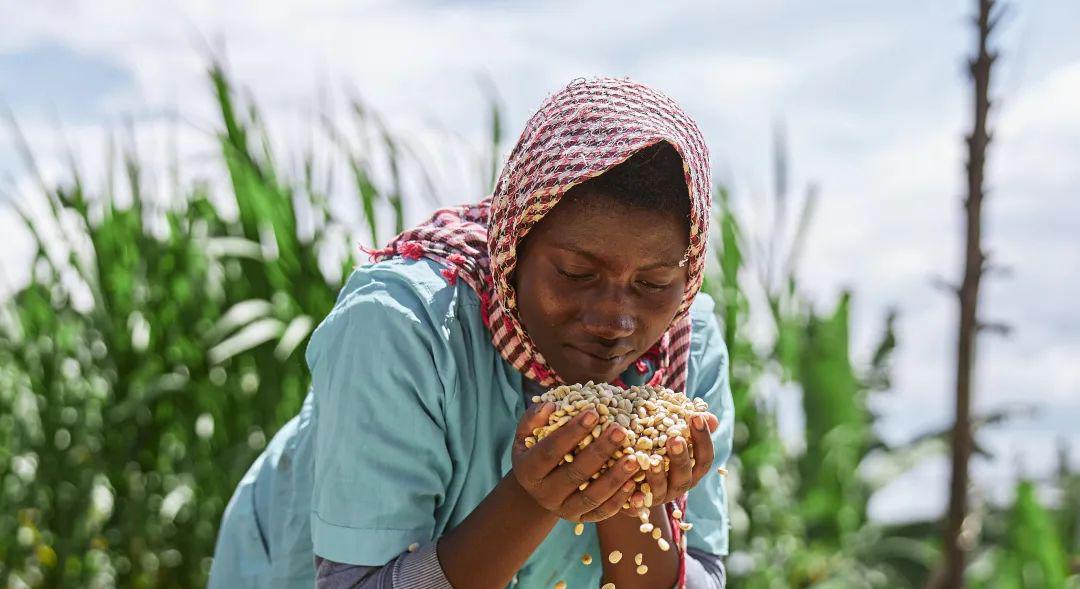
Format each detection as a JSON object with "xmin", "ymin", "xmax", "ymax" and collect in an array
[
  {"xmin": 527, "ymin": 381, "xmax": 708, "ymax": 488},
  {"xmin": 527, "ymin": 383, "xmax": 722, "ymax": 585},
  {"xmin": 526, "ymin": 382, "xmax": 708, "ymax": 560}
]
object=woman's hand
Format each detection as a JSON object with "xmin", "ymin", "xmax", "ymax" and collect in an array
[
  {"xmin": 624, "ymin": 411, "xmax": 720, "ymax": 513},
  {"xmin": 512, "ymin": 402, "xmax": 643, "ymax": 522}
]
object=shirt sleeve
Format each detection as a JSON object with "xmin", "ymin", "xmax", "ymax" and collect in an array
[
  {"xmin": 685, "ymin": 548, "xmax": 727, "ymax": 589},
  {"xmin": 307, "ymin": 266, "xmax": 457, "ymax": 566},
  {"xmin": 684, "ymin": 295, "xmax": 735, "ymax": 556},
  {"xmin": 315, "ymin": 556, "xmax": 385, "ymax": 589},
  {"xmin": 315, "ymin": 541, "xmax": 452, "ymax": 589}
]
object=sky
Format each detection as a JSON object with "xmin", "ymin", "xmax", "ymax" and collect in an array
[{"xmin": 1, "ymin": 0, "xmax": 1078, "ymax": 523}]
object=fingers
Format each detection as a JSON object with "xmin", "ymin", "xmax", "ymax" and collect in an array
[
  {"xmin": 514, "ymin": 403, "xmax": 555, "ymax": 454},
  {"xmin": 665, "ymin": 435, "xmax": 694, "ymax": 498},
  {"xmin": 511, "ymin": 403, "xmax": 557, "ymax": 489},
  {"xmin": 689, "ymin": 414, "xmax": 716, "ymax": 484},
  {"xmin": 581, "ymin": 479, "xmax": 638, "ymax": 522},
  {"xmin": 521, "ymin": 409, "xmax": 599, "ymax": 483},
  {"xmin": 564, "ymin": 456, "xmax": 641, "ymax": 521},
  {"xmin": 644, "ymin": 458, "xmax": 668, "ymax": 506},
  {"xmin": 700, "ymin": 411, "xmax": 720, "ymax": 433},
  {"xmin": 545, "ymin": 423, "xmax": 628, "ymax": 501}
]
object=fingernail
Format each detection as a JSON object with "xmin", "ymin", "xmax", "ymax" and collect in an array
[
  {"xmin": 623, "ymin": 481, "xmax": 636, "ymax": 492},
  {"xmin": 623, "ymin": 459, "xmax": 639, "ymax": 473},
  {"xmin": 652, "ymin": 465, "xmax": 662, "ymax": 474},
  {"xmin": 610, "ymin": 427, "xmax": 625, "ymax": 442},
  {"xmin": 582, "ymin": 411, "xmax": 598, "ymax": 426},
  {"xmin": 693, "ymin": 415, "xmax": 706, "ymax": 431},
  {"xmin": 672, "ymin": 439, "xmax": 685, "ymax": 455}
]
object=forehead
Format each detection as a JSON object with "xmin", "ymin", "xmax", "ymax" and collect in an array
[{"xmin": 523, "ymin": 193, "xmax": 690, "ymax": 263}]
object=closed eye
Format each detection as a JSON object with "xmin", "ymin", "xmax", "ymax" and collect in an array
[
  {"xmin": 636, "ymin": 280, "xmax": 671, "ymax": 292},
  {"xmin": 557, "ymin": 268, "xmax": 595, "ymax": 281}
]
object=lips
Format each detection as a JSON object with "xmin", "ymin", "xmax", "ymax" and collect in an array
[{"xmin": 566, "ymin": 344, "xmax": 633, "ymax": 367}]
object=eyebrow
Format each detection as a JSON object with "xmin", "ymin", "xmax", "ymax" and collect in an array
[{"xmin": 553, "ymin": 244, "xmax": 684, "ymax": 271}]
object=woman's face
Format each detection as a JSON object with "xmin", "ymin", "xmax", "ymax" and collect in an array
[{"xmin": 515, "ymin": 191, "xmax": 690, "ymax": 385}]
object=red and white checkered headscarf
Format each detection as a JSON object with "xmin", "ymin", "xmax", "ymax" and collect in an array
[
  {"xmin": 368, "ymin": 77, "xmax": 711, "ymax": 588},
  {"xmin": 369, "ymin": 77, "xmax": 712, "ymax": 394}
]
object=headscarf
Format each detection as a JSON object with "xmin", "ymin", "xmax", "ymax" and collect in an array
[{"xmin": 368, "ymin": 77, "xmax": 712, "ymax": 393}]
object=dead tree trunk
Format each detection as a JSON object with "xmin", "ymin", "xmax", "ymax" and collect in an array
[{"xmin": 938, "ymin": 0, "xmax": 999, "ymax": 587}]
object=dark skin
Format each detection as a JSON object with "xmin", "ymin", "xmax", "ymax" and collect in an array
[{"xmin": 437, "ymin": 191, "xmax": 720, "ymax": 589}]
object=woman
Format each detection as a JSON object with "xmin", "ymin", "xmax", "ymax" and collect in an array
[{"xmin": 209, "ymin": 77, "xmax": 733, "ymax": 589}]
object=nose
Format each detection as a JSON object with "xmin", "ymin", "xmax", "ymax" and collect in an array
[{"xmin": 579, "ymin": 290, "xmax": 636, "ymax": 341}]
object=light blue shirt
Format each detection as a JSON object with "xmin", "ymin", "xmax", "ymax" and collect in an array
[{"xmin": 209, "ymin": 257, "xmax": 734, "ymax": 588}]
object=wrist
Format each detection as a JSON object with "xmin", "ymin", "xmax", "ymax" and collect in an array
[
  {"xmin": 595, "ymin": 509, "xmax": 641, "ymax": 531},
  {"xmin": 439, "ymin": 473, "xmax": 562, "ymax": 589},
  {"xmin": 502, "ymin": 472, "xmax": 561, "ymax": 525},
  {"xmin": 595, "ymin": 505, "xmax": 679, "ymax": 588}
]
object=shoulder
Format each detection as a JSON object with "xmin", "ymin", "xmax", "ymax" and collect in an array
[
  {"xmin": 305, "ymin": 258, "xmax": 479, "ymax": 367},
  {"xmin": 337, "ymin": 256, "xmax": 478, "ymax": 317},
  {"xmin": 688, "ymin": 292, "xmax": 722, "ymax": 354},
  {"xmin": 686, "ymin": 292, "xmax": 729, "ymax": 395}
]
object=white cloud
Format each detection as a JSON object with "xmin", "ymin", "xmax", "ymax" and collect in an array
[{"xmin": 1001, "ymin": 61, "xmax": 1080, "ymax": 133}]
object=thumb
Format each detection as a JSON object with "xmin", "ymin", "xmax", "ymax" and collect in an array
[
  {"xmin": 695, "ymin": 411, "xmax": 720, "ymax": 433},
  {"xmin": 706, "ymin": 412, "xmax": 719, "ymax": 433},
  {"xmin": 515, "ymin": 402, "xmax": 555, "ymax": 447}
]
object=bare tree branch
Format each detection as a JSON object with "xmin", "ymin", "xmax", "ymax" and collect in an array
[
  {"xmin": 976, "ymin": 321, "xmax": 1013, "ymax": 336},
  {"xmin": 931, "ymin": 275, "xmax": 961, "ymax": 296},
  {"xmin": 935, "ymin": 0, "xmax": 1003, "ymax": 587}
]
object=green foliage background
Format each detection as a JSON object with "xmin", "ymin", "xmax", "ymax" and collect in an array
[{"xmin": 1, "ymin": 65, "xmax": 1077, "ymax": 588}]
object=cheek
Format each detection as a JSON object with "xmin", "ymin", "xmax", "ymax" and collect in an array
[
  {"xmin": 643, "ymin": 287, "xmax": 687, "ymax": 334},
  {"xmin": 517, "ymin": 269, "xmax": 573, "ymax": 332},
  {"xmin": 529, "ymin": 281, "xmax": 575, "ymax": 327}
]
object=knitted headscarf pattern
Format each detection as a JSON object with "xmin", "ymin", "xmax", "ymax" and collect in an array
[
  {"xmin": 368, "ymin": 77, "xmax": 712, "ymax": 393},
  {"xmin": 366, "ymin": 76, "xmax": 711, "ymax": 589}
]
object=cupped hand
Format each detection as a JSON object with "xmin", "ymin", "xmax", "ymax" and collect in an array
[
  {"xmin": 623, "ymin": 411, "xmax": 719, "ymax": 513},
  {"xmin": 512, "ymin": 402, "xmax": 643, "ymax": 522}
]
